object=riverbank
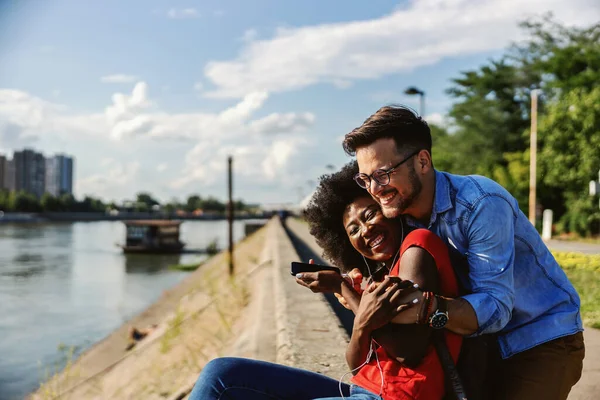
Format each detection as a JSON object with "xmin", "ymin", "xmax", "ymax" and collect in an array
[{"xmin": 30, "ymin": 221, "xmax": 268, "ymax": 399}]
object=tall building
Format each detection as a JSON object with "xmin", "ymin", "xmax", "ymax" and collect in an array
[
  {"xmin": 45, "ymin": 154, "xmax": 74, "ymax": 196},
  {"xmin": 0, "ymin": 154, "xmax": 6, "ymax": 190},
  {"xmin": 14, "ymin": 149, "xmax": 46, "ymax": 197},
  {"xmin": 4, "ymin": 158, "xmax": 15, "ymax": 191}
]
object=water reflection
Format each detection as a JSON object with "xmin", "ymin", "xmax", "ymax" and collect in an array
[{"xmin": 124, "ymin": 254, "xmax": 183, "ymax": 274}]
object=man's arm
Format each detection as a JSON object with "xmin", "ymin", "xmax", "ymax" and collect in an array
[
  {"xmin": 390, "ymin": 195, "xmax": 516, "ymax": 336},
  {"xmin": 447, "ymin": 194, "xmax": 516, "ymax": 336}
]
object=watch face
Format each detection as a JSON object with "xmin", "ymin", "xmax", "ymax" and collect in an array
[{"xmin": 431, "ymin": 313, "xmax": 449, "ymax": 329}]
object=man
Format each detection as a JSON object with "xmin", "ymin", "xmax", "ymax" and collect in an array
[{"xmin": 342, "ymin": 105, "xmax": 584, "ymax": 399}]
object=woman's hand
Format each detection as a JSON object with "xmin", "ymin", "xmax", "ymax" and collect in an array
[
  {"xmin": 334, "ymin": 268, "xmax": 364, "ymax": 309},
  {"xmin": 295, "ymin": 260, "xmax": 346, "ymax": 294},
  {"xmin": 353, "ymin": 276, "xmax": 419, "ymax": 333}
]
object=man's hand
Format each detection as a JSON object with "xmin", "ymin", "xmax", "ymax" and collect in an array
[{"xmin": 353, "ymin": 276, "xmax": 419, "ymax": 333}]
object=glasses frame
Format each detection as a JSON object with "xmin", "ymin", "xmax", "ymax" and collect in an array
[{"xmin": 353, "ymin": 149, "xmax": 421, "ymax": 189}]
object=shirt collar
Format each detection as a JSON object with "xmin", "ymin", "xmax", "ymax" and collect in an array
[
  {"xmin": 433, "ymin": 169, "xmax": 453, "ymax": 215},
  {"xmin": 406, "ymin": 170, "xmax": 453, "ymax": 228}
]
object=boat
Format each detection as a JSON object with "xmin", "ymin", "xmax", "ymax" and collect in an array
[{"xmin": 118, "ymin": 220, "xmax": 186, "ymax": 254}]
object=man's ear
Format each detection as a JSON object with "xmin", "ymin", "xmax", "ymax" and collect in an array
[{"xmin": 417, "ymin": 150, "xmax": 432, "ymax": 172}]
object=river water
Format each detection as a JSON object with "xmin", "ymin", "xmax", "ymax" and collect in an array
[{"xmin": 0, "ymin": 219, "xmax": 262, "ymax": 400}]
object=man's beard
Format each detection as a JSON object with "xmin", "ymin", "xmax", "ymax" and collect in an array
[{"xmin": 382, "ymin": 164, "xmax": 422, "ymax": 218}]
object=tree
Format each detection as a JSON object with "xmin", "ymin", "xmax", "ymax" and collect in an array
[
  {"xmin": 136, "ymin": 192, "xmax": 159, "ymax": 208},
  {"xmin": 13, "ymin": 191, "xmax": 41, "ymax": 212},
  {"xmin": 538, "ymin": 87, "xmax": 600, "ymax": 235},
  {"xmin": 202, "ymin": 197, "xmax": 226, "ymax": 213},
  {"xmin": 60, "ymin": 193, "xmax": 76, "ymax": 211},
  {"xmin": 41, "ymin": 193, "xmax": 62, "ymax": 212},
  {"xmin": 186, "ymin": 195, "xmax": 202, "ymax": 212},
  {"xmin": 441, "ymin": 15, "xmax": 600, "ymax": 220}
]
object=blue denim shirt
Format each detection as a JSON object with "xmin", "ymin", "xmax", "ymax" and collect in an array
[{"xmin": 408, "ymin": 170, "xmax": 583, "ymax": 359}]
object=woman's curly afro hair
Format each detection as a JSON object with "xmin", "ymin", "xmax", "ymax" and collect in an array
[{"xmin": 303, "ymin": 161, "xmax": 371, "ymax": 272}]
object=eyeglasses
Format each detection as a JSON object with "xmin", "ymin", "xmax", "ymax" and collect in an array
[{"xmin": 353, "ymin": 150, "xmax": 421, "ymax": 189}]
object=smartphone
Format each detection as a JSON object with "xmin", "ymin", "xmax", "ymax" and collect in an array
[{"xmin": 290, "ymin": 261, "xmax": 341, "ymax": 276}]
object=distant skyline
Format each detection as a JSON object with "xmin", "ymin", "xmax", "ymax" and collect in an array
[{"xmin": 0, "ymin": 0, "xmax": 598, "ymax": 204}]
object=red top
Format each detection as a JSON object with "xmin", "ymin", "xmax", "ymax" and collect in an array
[{"xmin": 351, "ymin": 228, "xmax": 463, "ymax": 399}]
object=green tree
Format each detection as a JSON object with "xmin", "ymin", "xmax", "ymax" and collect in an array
[
  {"xmin": 60, "ymin": 193, "xmax": 76, "ymax": 211},
  {"xmin": 0, "ymin": 190, "xmax": 9, "ymax": 211},
  {"xmin": 186, "ymin": 195, "xmax": 202, "ymax": 212},
  {"xmin": 201, "ymin": 197, "xmax": 226, "ymax": 213},
  {"xmin": 41, "ymin": 193, "xmax": 62, "ymax": 212},
  {"xmin": 13, "ymin": 191, "xmax": 41, "ymax": 212},
  {"xmin": 136, "ymin": 192, "xmax": 159, "ymax": 208},
  {"xmin": 538, "ymin": 87, "xmax": 600, "ymax": 235}
]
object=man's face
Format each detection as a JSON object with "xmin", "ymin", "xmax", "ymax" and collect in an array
[{"xmin": 355, "ymin": 138, "xmax": 423, "ymax": 219}]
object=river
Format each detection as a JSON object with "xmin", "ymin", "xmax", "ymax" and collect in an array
[{"xmin": 0, "ymin": 219, "xmax": 263, "ymax": 400}]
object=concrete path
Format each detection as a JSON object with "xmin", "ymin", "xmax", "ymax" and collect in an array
[
  {"xmin": 570, "ymin": 328, "xmax": 600, "ymax": 400},
  {"xmin": 546, "ymin": 239, "xmax": 600, "ymax": 255},
  {"xmin": 286, "ymin": 219, "xmax": 600, "ymax": 400}
]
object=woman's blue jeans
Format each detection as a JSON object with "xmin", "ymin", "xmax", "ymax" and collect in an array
[{"xmin": 188, "ymin": 357, "xmax": 381, "ymax": 400}]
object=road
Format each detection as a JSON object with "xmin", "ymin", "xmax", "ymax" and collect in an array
[{"xmin": 546, "ymin": 239, "xmax": 600, "ymax": 255}]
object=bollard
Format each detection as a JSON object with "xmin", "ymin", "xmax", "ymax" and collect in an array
[{"xmin": 542, "ymin": 209, "xmax": 553, "ymax": 241}]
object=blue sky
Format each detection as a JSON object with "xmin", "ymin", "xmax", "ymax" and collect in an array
[{"xmin": 0, "ymin": 0, "xmax": 598, "ymax": 205}]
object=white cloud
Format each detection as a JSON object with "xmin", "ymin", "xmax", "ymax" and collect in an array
[
  {"xmin": 241, "ymin": 29, "xmax": 258, "ymax": 42},
  {"xmin": 76, "ymin": 159, "xmax": 140, "ymax": 199},
  {"xmin": 425, "ymin": 112, "xmax": 446, "ymax": 126},
  {"xmin": 157, "ymin": 163, "xmax": 168, "ymax": 172},
  {"xmin": 193, "ymin": 82, "xmax": 204, "ymax": 92},
  {"xmin": 249, "ymin": 112, "xmax": 315, "ymax": 135},
  {"xmin": 101, "ymin": 74, "xmax": 139, "ymax": 83},
  {"xmin": 167, "ymin": 8, "xmax": 199, "ymax": 19},
  {"xmin": 0, "ymin": 83, "xmax": 316, "ymax": 199},
  {"xmin": 203, "ymin": 0, "xmax": 600, "ymax": 98}
]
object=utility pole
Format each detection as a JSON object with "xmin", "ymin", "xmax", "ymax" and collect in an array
[
  {"xmin": 227, "ymin": 156, "xmax": 234, "ymax": 276},
  {"xmin": 529, "ymin": 90, "xmax": 538, "ymax": 226}
]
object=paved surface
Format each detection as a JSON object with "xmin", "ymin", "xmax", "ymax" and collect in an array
[
  {"xmin": 271, "ymin": 218, "xmax": 349, "ymax": 379},
  {"xmin": 546, "ymin": 239, "xmax": 600, "ymax": 255},
  {"xmin": 287, "ymin": 219, "xmax": 600, "ymax": 400}
]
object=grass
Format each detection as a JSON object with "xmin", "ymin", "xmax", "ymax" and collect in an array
[
  {"xmin": 160, "ymin": 307, "xmax": 185, "ymax": 354},
  {"xmin": 553, "ymin": 251, "xmax": 600, "ymax": 328},
  {"xmin": 37, "ymin": 343, "xmax": 81, "ymax": 399}
]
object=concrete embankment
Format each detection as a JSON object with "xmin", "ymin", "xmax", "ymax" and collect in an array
[{"xmin": 31, "ymin": 217, "xmax": 350, "ymax": 400}]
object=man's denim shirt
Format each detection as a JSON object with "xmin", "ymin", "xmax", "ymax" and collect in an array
[{"xmin": 408, "ymin": 170, "xmax": 583, "ymax": 359}]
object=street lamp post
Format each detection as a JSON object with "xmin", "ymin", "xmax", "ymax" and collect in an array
[
  {"xmin": 529, "ymin": 90, "xmax": 539, "ymax": 226},
  {"xmin": 405, "ymin": 86, "xmax": 425, "ymax": 116}
]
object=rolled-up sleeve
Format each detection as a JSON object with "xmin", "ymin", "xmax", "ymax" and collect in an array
[{"xmin": 462, "ymin": 195, "xmax": 516, "ymax": 336}]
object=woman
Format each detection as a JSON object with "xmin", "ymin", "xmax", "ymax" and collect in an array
[{"xmin": 189, "ymin": 162, "xmax": 461, "ymax": 400}]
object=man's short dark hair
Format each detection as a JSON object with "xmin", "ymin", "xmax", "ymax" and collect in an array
[
  {"xmin": 303, "ymin": 161, "xmax": 368, "ymax": 272},
  {"xmin": 342, "ymin": 105, "xmax": 432, "ymax": 156}
]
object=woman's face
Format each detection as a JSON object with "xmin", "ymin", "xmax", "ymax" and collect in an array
[{"xmin": 342, "ymin": 196, "xmax": 402, "ymax": 263}]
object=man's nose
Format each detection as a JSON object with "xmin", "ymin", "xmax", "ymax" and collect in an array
[
  {"xmin": 369, "ymin": 179, "xmax": 384, "ymax": 196},
  {"xmin": 361, "ymin": 222, "xmax": 374, "ymax": 235}
]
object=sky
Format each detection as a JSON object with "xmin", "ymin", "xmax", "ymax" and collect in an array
[{"xmin": 0, "ymin": 0, "xmax": 598, "ymax": 206}]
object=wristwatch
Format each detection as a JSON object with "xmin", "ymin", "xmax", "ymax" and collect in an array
[{"xmin": 429, "ymin": 295, "xmax": 449, "ymax": 329}]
